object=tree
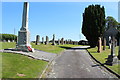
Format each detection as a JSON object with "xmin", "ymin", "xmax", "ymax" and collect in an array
[
  {"xmin": 106, "ymin": 16, "xmax": 120, "ymax": 40},
  {"xmin": 82, "ymin": 5, "xmax": 106, "ymax": 47},
  {"xmin": 106, "ymin": 16, "xmax": 118, "ymax": 30},
  {"xmin": 117, "ymin": 23, "xmax": 120, "ymax": 31}
]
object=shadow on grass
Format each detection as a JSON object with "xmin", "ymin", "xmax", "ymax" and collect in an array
[{"xmin": 59, "ymin": 46, "xmax": 91, "ymax": 50}]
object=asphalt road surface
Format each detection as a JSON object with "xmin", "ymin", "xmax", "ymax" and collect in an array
[{"xmin": 47, "ymin": 46, "xmax": 118, "ymax": 78}]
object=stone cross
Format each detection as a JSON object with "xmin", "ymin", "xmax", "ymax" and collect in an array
[
  {"xmin": 106, "ymin": 36, "xmax": 116, "ymax": 65},
  {"xmin": 104, "ymin": 22, "xmax": 119, "ymax": 65},
  {"xmin": 35, "ymin": 35, "xmax": 40, "ymax": 45},
  {"xmin": 118, "ymin": 36, "xmax": 120, "ymax": 60},
  {"xmin": 58, "ymin": 39, "xmax": 60, "ymax": 45},
  {"xmin": 45, "ymin": 36, "xmax": 49, "ymax": 45},
  {"xmin": 97, "ymin": 37, "xmax": 102, "ymax": 53},
  {"xmin": 111, "ymin": 36, "xmax": 116, "ymax": 56},
  {"xmin": 42, "ymin": 37, "xmax": 44, "ymax": 44},
  {"xmin": 16, "ymin": 2, "xmax": 34, "ymax": 52},
  {"xmin": 115, "ymin": 39, "xmax": 117, "ymax": 47}
]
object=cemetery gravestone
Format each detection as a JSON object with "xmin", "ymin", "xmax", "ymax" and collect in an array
[
  {"xmin": 67, "ymin": 40, "xmax": 69, "ymax": 44},
  {"xmin": 66, "ymin": 40, "xmax": 68, "ymax": 44},
  {"xmin": 42, "ymin": 37, "xmax": 44, "ymax": 44},
  {"xmin": 52, "ymin": 34, "xmax": 56, "ymax": 45},
  {"xmin": 35, "ymin": 35, "xmax": 40, "ymax": 45},
  {"xmin": 58, "ymin": 39, "xmax": 60, "ymax": 45},
  {"xmin": 64, "ymin": 40, "xmax": 67, "ymax": 44},
  {"xmin": 76, "ymin": 41, "xmax": 78, "ymax": 45},
  {"xmin": 118, "ymin": 36, "xmax": 120, "ymax": 60},
  {"xmin": 8, "ymin": 40, "xmax": 10, "ymax": 42},
  {"xmin": 108, "ymin": 36, "xmax": 112, "ymax": 49},
  {"xmin": 45, "ymin": 36, "xmax": 49, "ymax": 45},
  {"xmin": 61, "ymin": 38, "xmax": 64, "ymax": 45},
  {"xmin": 3, "ymin": 40, "xmax": 6, "ymax": 42},
  {"xmin": 104, "ymin": 21, "xmax": 119, "ymax": 65},
  {"xmin": 70, "ymin": 40, "xmax": 72, "ymax": 44},
  {"xmin": 12, "ymin": 40, "xmax": 15, "ymax": 42}
]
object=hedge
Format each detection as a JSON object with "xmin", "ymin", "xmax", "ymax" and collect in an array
[{"xmin": 0, "ymin": 34, "xmax": 17, "ymax": 42}]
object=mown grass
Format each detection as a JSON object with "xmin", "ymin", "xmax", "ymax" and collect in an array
[
  {"xmin": 1, "ymin": 42, "xmax": 48, "ymax": 78},
  {"xmin": 31, "ymin": 43, "xmax": 80, "ymax": 54},
  {"xmin": 87, "ymin": 46, "xmax": 120, "ymax": 75},
  {"xmin": 0, "ymin": 42, "xmax": 16, "ymax": 49},
  {"xmin": 2, "ymin": 53, "xmax": 48, "ymax": 78}
]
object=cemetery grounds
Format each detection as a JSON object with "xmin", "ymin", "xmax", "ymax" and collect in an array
[
  {"xmin": 0, "ymin": 42, "xmax": 79, "ymax": 78},
  {"xmin": 88, "ymin": 46, "xmax": 120, "ymax": 75}
]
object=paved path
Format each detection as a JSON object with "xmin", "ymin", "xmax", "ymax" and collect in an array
[
  {"xmin": 47, "ymin": 46, "xmax": 117, "ymax": 78},
  {"xmin": 0, "ymin": 49, "xmax": 57, "ymax": 62}
]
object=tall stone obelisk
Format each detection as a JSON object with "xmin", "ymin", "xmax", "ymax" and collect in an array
[{"xmin": 16, "ymin": 2, "xmax": 34, "ymax": 52}]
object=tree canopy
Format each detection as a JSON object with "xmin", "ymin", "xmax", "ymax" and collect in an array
[
  {"xmin": 106, "ymin": 16, "xmax": 118, "ymax": 30},
  {"xmin": 82, "ymin": 5, "xmax": 106, "ymax": 47}
]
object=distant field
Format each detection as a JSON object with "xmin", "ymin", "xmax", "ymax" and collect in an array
[{"xmin": 87, "ymin": 46, "xmax": 120, "ymax": 75}]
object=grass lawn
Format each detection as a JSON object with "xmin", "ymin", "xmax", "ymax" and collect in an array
[
  {"xmin": 0, "ymin": 42, "xmax": 16, "ymax": 49},
  {"xmin": 87, "ymin": 46, "xmax": 120, "ymax": 75},
  {"xmin": 1, "ymin": 42, "xmax": 48, "ymax": 78},
  {"xmin": 1, "ymin": 42, "xmax": 80, "ymax": 78},
  {"xmin": 2, "ymin": 53, "xmax": 48, "ymax": 78}
]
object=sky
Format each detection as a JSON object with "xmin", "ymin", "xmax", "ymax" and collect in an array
[{"xmin": 1, "ymin": 1, "xmax": 119, "ymax": 41}]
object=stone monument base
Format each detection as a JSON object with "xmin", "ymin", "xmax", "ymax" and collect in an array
[
  {"xmin": 105, "ymin": 55, "xmax": 120, "ymax": 66},
  {"xmin": 16, "ymin": 44, "xmax": 34, "ymax": 52}
]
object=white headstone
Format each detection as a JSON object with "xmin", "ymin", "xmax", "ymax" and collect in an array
[{"xmin": 8, "ymin": 40, "xmax": 10, "ymax": 42}]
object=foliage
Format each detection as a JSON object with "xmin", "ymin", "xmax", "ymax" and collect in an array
[
  {"xmin": 117, "ymin": 23, "xmax": 120, "ymax": 31},
  {"xmin": 105, "ymin": 16, "xmax": 120, "ymax": 39},
  {"xmin": 0, "ymin": 34, "xmax": 17, "ymax": 42},
  {"xmin": 106, "ymin": 16, "xmax": 118, "ymax": 30},
  {"xmin": 82, "ymin": 5, "xmax": 106, "ymax": 47}
]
